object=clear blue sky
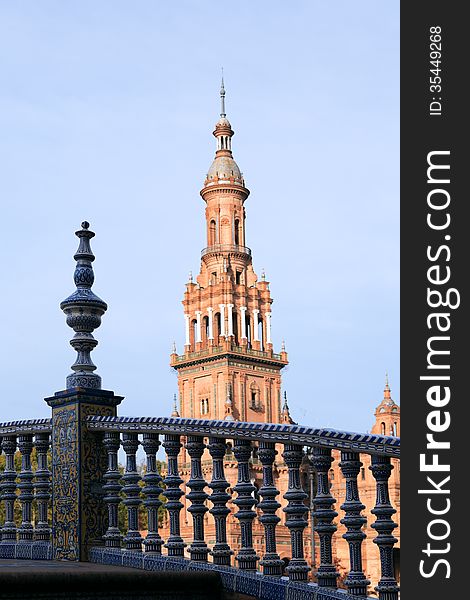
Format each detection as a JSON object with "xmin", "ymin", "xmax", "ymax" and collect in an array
[{"xmin": 0, "ymin": 1, "xmax": 399, "ymax": 433}]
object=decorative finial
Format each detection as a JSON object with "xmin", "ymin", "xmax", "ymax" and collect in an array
[
  {"xmin": 188, "ymin": 271, "xmax": 193, "ymax": 283},
  {"xmin": 171, "ymin": 393, "xmax": 180, "ymax": 418},
  {"xmin": 224, "ymin": 382, "xmax": 234, "ymax": 421},
  {"xmin": 220, "ymin": 69, "xmax": 226, "ymax": 117},
  {"xmin": 385, "ymin": 371, "xmax": 389, "ymax": 388},
  {"xmin": 60, "ymin": 222, "xmax": 107, "ymax": 389},
  {"xmin": 261, "ymin": 269, "xmax": 266, "ymax": 281},
  {"xmin": 283, "ymin": 390, "xmax": 289, "ymax": 410},
  {"xmin": 172, "ymin": 341, "xmax": 177, "ymax": 354},
  {"xmin": 281, "ymin": 340, "xmax": 286, "ymax": 352},
  {"xmin": 281, "ymin": 391, "xmax": 293, "ymax": 423}
]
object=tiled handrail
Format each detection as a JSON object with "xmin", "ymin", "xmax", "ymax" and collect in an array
[
  {"xmin": 0, "ymin": 419, "xmax": 52, "ymax": 436},
  {"xmin": 87, "ymin": 415, "xmax": 400, "ymax": 458}
]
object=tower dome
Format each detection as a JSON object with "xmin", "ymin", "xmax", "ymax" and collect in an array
[
  {"xmin": 203, "ymin": 77, "xmax": 245, "ymax": 188},
  {"xmin": 206, "ymin": 155, "xmax": 242, "ymax": 183}
]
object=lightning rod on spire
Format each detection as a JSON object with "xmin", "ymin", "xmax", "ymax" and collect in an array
[{"xmin": 220, "ymin": 68, "xmax": 226, "ymax": 117}]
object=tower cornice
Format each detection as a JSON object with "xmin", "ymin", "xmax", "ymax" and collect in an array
[{"xmin": 200, "ymin": 183, "xmax": 250, "ymax": 201}]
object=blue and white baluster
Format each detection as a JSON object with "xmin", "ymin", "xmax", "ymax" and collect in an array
[
  {"xmin": 370, "ymin": 456, "xmax": 399, "ymax": 600},
  {"xmin": 34, "ymin": 433, "xmax": 51, "ymax": 542},
  {"xmin": 17, "ymin": 435, "xmax": 34, "ymax": 543},
  {"xmin": 258, "ymin": 441, "xmax": 283, "ymax": 577},
  {"xmin": 339, "ymin": 452, "xmax": 370, "ymax": 596},
  {"xmin": 103, "ymin": 432, "xmax": 122, "ymax": 548},
  {"xmin": 1, "ymin": 435, "xmax": 18, "ymax": 543},
  {"xmin": 142, "ymin": 433, "xmax": 164, "ymax": 553},
  {"xmin": 208, "ymin": 437, "xmax": 233, "ymax": 566},
  {"xmin": 233, "ymin": 439, "xmax": 259, "ymax": 571},
  {"xmin": 162, "ymin": 434, "xmax": 186, "ymax": 557},
  {"xmin": 282, "ymin": 443, "xmax": 310, "ymax": 581},
  {"xmin": 311, "ymin": 447, "xmax": 339, "ymax": 587},
  {"xmin": 122, "ymin": 433, "xmax": 143, "ymax": 551},
  {"xmin": 186, "ymin": 435, "xmax": 209, "ymax": 561}
]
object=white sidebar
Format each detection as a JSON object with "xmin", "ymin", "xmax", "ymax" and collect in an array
[
  {"xmin": 227, "ymin": 304, "xmax": 234, "ymax": 337},
  {"xmin": 240, "ymin": 306, "xmax": 247, "ymax": 338},
  {"xmin": 184, "ymin": 314, "xmax": 190, "ymax": 346},
  {"xmin": 195, "ymin": 311, "xmax": 202, "ymax": 343},
  {"xmin": 208, "ymin": 307, "xmax": 214, "ymax": 340},
  {"xmin": 252, "ymin": 309, "xmax": 260, "ymax": 341},
  {"xmin": 219, "ymin": 304, "xmax": 226, "ymax": 337},
  {"xmin": 265, "ymin": 311, "xmax": 272, "ymax": 344}
]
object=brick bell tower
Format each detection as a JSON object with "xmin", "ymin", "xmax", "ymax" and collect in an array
[{"xmin": 170, "ymin": 79, "xmax": 289, "ymax": 425}]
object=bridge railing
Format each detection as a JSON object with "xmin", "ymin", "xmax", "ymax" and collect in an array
[{"xmin": 85, "ymin": 415, "xmax": 400, "ymax": 599}]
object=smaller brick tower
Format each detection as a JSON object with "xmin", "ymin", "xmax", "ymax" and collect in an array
[{"xmin": 370, "ymin": 374, "xmax": 400, "ymax": 437}]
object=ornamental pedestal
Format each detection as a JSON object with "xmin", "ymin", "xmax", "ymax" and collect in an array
[
  {"xmin": 46, "ymin": 222, "xmax": 123, "ymax": 560},
  {"xmin": 45, "ymin": 388, "xmax": 123, "ymax": 561}
]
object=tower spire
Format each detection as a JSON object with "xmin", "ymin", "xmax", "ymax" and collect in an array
[
  {"xmin": 171, "ymin": 393, "xmax": 180, "ymax": 418},
  {"xmin": 384, "ymin": 372, "xmax": 392, "ymax": 402},
  {"xmin": 220, "ymin": 69, "xmax": 226, "ymax": 117},
  {"xmin": 281, "ymin": 391, "xmax": 293, "ymax": 424}
]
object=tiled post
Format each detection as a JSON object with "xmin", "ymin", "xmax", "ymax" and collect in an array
[
  {"xmin": 46, "ymin": 389, "xmax": 122, "ymax": 560},
  {"xmin": 45, "ymin": 222, "xmax": 123, "ymax": 560}
]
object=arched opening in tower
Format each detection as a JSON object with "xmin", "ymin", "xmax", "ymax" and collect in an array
[
  {"xmin": 209, "ymin": 220, "xmax": 216, "ymax": 246},
  {"xmin": 221, "ymin": 218, "xmax": 230, "ymax": 245},
  {"xmin": 215, "ymin": 312, "xmax": 221, "ymax": 341},
  {"xmin": 245, "ymin": 315, "xmax": 251, "ymax": 348},
  {"xmin": 191, "ymin": 319, "xmax": 197, "ymax": 349},
  {"xmin": 234, "ymin": 219, "xmax": 240, "ymax": 245},
  {"xmin": 203, "ymin": 316, "xmax": 209, "ymax": 344},
  {"xmin": 232, "ymin": 311, "xmax": 238, "ymax": 345},
  {"xmin": 258, "ymin": 319, "xmax": 264, "ymax": 351}
]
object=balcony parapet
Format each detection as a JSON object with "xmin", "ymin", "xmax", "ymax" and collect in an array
[
  {"xmin": 201, "ymin": 244, "xmax": 251, "ymax": 259},
  {"xmin": 0, "ymin": 418, "xmax": 52, "ymax": 436},
  {"xmin": 171, "ymin": 344, "xmax": 287, "ymax": 368}
]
